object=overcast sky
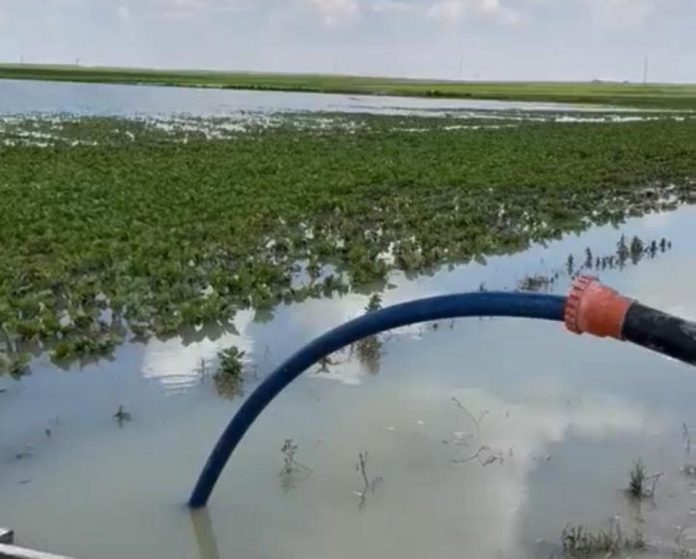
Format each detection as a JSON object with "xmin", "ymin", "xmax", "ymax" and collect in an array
[{"xmin": 0, "ymin": 0, "xmax": 693, "ymax": 82}]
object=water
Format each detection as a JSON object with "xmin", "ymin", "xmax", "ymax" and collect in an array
[
  {"xmin": 0, "ymin": 78, "xmax": 620, "ymax": 118},
  {"xmin": 2, "ymin": 205, "xmax": 696, "ymax": 558},
  {"xmin": 1, "ymin": 78, "xmax": 694, "ymax": 557},
  {"xmin": 2, "ymin": 80, "xmax": 687, "ymax": 149}
]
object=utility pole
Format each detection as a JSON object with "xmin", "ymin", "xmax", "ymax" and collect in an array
[{"xmin": 643, "ymin": 55, "xmax": 649, "ymax": 86}]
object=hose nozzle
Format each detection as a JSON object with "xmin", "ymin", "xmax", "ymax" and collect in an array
[
  {"xmin": 564, "ymin": 275, "xmax": 633, "ymax": 339},
  {"xmin": 565, "ymin": 275, "xmax": 696, "ymax": 367}
]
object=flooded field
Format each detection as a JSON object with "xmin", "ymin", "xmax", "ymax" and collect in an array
[
  {"xmin": 2, "ymin": 80, "xmax": 696, "ymax": 559},
  {"xmin": 0, "ymin": 78, "xmax": 639, "ymax": 118},
  {"xmin": 2, "ymin": 206, "xmax": 696, "ymax": 559},
  {"xmin": 1, "ymin": 79, "xmax": 692, "ymax": 149}
]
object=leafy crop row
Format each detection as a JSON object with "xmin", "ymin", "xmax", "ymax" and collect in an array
[{"xmin": 1, "ymin": 114, "xmax": 695, "ymax": 369}]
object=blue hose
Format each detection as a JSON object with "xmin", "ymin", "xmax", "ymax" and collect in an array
[{"xmin": 189, "ymin": 292, "xmax": 566, "ymax": 508}]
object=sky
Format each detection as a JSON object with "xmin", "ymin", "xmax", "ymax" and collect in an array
[{"xmin": 0, "ymin": 0, "xmax": 693, "ymax": 82}]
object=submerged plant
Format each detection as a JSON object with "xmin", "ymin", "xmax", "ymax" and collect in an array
[
  {"xmin": 217, "ymin": 346, "xmax": 244, "ymax": 378},
  {"xmin": 627, "ymin": 458, "xmax": 662, "ymax": 499},
  {"xmin": 114, "ymin": 405, "xmax": 132, "ymax": 425},
  {"xmin": 630, "ymin": 236, "xmax": 645, "ymax": 264},
  {"xmin": 566, "ymin": 254, "xmax": 575, "ymax": 275},
  {"xmin": 356, "ymin": 334, "xmax": 382, "ymax": 374},
  {"xmin": 0, "ymin": 352, "xmax": 8, "ymax": 372},
  {"xmin": 279, "ymin": 438, "xmax": 312, "ymax": 491},
  {"xmin": 355, "ymin": 451, "xmax": 383, "ymax": 512},
  {"xmin": 8, "ymin": 353, "xmax": 31, "ymax": 379},
  {"xmin": 213, "ymin": 372, "xmax": 243, "ymax": 400},
  {"xmin": 357, "ymin": 451, "xmax": 370, "ymax": 497},
  {"xmin": 211, "ymin": 346, "xmax": 246, "ymax": 399},
  {"xmin": 561, "ymin": 519, "xmax": 645, "ymax": 558},
  {"xmin": 617, "ymin": 235, "xmax": 630, "ymax": 267},
  {"xmin": 280, "ymin": 439, "xmax": 312, "ymax": 475},
  {"xmin": 317, "ymin": 355, "xmax": 333, "ymax": 373},
  {"xmin": 628, "ymin": 459, "xmax": 646, "ymax": 498},
  {"xmin": 15, "ymin": 445, "xmax": 34, "ymax": 460},
  {"xmin": 517, "ymin": 274, "xmax": 552, "ymax": 292},
  {"xmin": 584, "ymin": 247, "xmax": 593, "ymax": 269},
  {"xmin": 365, "ymin": 294, "xmax": 383, "ymax": 313},
  {"xmin": 673, "ymin": 526, "xmax": 692, "ymax": 558},
  {"xmin": 355, "ymin": 293, "xmax": 384, "ymax": 374}
]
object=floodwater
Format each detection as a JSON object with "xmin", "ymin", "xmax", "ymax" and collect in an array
[
  {"xmin": 2, "ymin": 204, "xmax": 696, "ymax": 559},
  {"xmin": 0, "ymin": 78, "xmax": 622, "ymax": 117}
]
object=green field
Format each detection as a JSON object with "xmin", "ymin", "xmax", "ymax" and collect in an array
[
  {"xmin": 2, "ymin": 63, "xmax": 696, "ymax": 109},
  {"xmin": 1, "ymin": 113, "xmax": 695, "ymax": 370}
]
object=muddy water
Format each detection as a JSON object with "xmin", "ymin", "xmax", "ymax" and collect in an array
[
  {"xmin": 0, "ymin": 78, "xmax": 619, "ymax": 117},
  {"xmin": 2, "ymin": 206, "xmax": 696, "ymax": 559}
]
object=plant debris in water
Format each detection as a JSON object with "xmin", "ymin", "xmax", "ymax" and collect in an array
[
  {"xmin": 355, "ymin": 451, "xmax": 383, "ymax": 512},
  {"xmin": 561, "ymin": 519, "xmax": 645, "ymax": 558},
  {"xmin": 1, "ymin": 114, "xmax": 695, "ymax": 367},
  {"xmin": 217, "ymin": 346, "xmax": 244, "ymax": 377},
  {"xmin": 5, "ymin": 352, "xmax": 31, "ymax": 379},
  {"xmin": 355, "ymin": 294, "xmax": 384, "ymax": 374},
  {"xmin": 211, "ymin": 346, "xmax": 245, "ymax": 399},
  {"xmin": 516, "ymin": 234, "xmax": 673, "ymax": 293},
  {"xmin": 113, "ymin": 405, "xmax": 132, "ymax": 426},
  {"xmin": 626, "ymin": 458, "xmax": 662, "ymax": 499},
  {"xmin": 279, "ymin": 438, "xmax": 313, "ymax": 491}
]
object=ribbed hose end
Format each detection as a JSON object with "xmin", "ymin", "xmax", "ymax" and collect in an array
[{"xmin": 564, "ymin": 275, "xmax": 633, "ymax": 340}]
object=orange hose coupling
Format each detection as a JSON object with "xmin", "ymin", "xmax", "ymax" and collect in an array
[{"xmin": 564, "ymin": 276, "xmax": 633, "ymax": 339}]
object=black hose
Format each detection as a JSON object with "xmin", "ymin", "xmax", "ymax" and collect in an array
[{"xmin": 622, "ymin": 303, "xmax": 696, "ymax": 366}]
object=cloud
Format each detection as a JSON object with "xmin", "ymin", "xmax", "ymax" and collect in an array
[
  {"xmin": 117, "ymin": 4, "xmax": 132, "ymax": 20},
  {"xmin": 370, "ymin": 0, "xmax": 419, "ymax": 14},
  {"xmin": 153, "ymin": 0, "xmax": 254, "ymax": 19},
  {"xmin": 427, "ymin": 0, "xmax": 520, "ymax": 25},
  {"xmin": 302, "ymin": 0, "xmax": 518, "ymax": 26},
  {"xmin": 479, "ymin": 0, "xmax": 520, "ymax": 23},
  {"xmin": 0, "ymin": 0, "xmax": 690, "ymax": 81},
  {"xmin": 166, "ymin": 0, "xmax": 238, "ymax": 9},
  {"xmin": 48, "ymin": 0, "xmax": 84, "ymax": 5},
  {"xmin": 582, "ymin": 0, "xmax": 657, "ymax": 27},
  {"xmin": 427, "ymin": 0, "xmax": 465, "ymax": 22},
  {"xmin": 303, "ymin": 0, "xmax": 360, "ymax": 25},
  {"xmin": 0, "ymin": 0, "xmax": 659, "ymax": 31}
]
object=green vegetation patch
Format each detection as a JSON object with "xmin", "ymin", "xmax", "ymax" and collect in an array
[{"xmin": 1, "ymin": 114, "xmax": 696, "ymax": 367}]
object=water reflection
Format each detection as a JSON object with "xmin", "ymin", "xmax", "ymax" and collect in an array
[
  {"xmin": 239, "ymin": 381, "xmax": 660, "ymax": 559},
  {"xmin": 190, "ymin": 510, "xmax": 221, "ymax": 559},
  {"xmin": 190, "ymin": 382, "xmax": 650, "ymax": 557},
  {"xmin": 141, "ymin": 310, "xmax": 254, "ymax": 392},
  {"xmin": 2, "ymin": 206, "xmax": 696, "ymax": 559},
  {"xmin": 0, "ymin": 78, "xmax": 611, "ymax": 118},
  {"xmin": 352, "ymin": 336, "xmax": 383, "ymax": 375}
]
